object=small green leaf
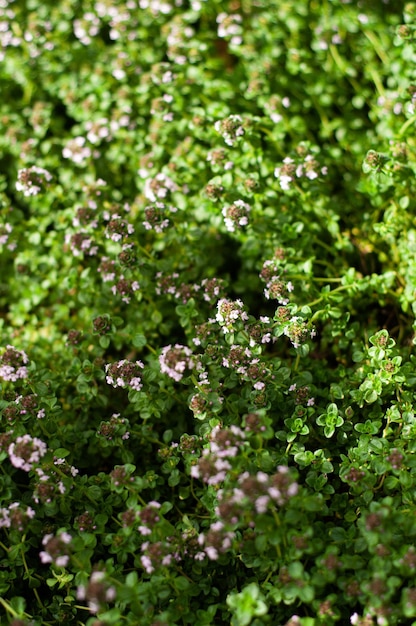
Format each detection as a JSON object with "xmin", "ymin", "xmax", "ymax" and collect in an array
[{"xmin": 132, "ymin": 334, "xmax": 147, "ymax": 348}]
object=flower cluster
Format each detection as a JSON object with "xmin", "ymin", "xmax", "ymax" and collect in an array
[
  {"xmin": 142, "ymin": 172, "xmax": 177, "ymax": 202},
  {"xmin": 77, "ymin": 571, "xmax": 116, "ymax": 613},
  {"xmin": 159, "ymin": 344, "xmax": 195, "ymax": 382},
  {"xmin": 137, "ymin": 501, "xmax": 161, "ymax": 536},
  {"xmin": 105, "ymin": 359, "xmax": 144, "ymax": 391},
  {"xmin": 0, "ymin": 346, "xmax": 29, "ymax": 381},
  {"xmin": 143, "ymin": 202, "xmax": 177, "ymax": 232},
  {"xmin": 16, "ymin": 166, "xmax": 52, "ymax": 196},
  {"xmin": 274, "ymin": 151, "xmax": 328, "ymax": 190},
  {"xmin": 0, "ymin": 222, "xmax": 14, "ymax": 249},
  {"xmin": 274, "ymin": 307, "xmax": 316, "ymax": 349},
  {"xmin": 110, "ymin": 275, "xmax": 140, "ymax": 303},
  {"xmin": 222, "ymin": 199, "xmax": 250, "ymax": 232},
  {"xmin": 216, "ymin": 12, "xmax": 243, "ymax": 46},
  {"xmin": 284, "ymin": 315, "xmax": 316, "ymax": 349},
  {"xmin": 84, "ymin": 117, "xmax": 112, "ymax": 144},
  {"xmin": 0, "ymin": 502, "xmax": 35, "ymax": 531},
  {"xmin": 155, "ymin": 273, "xmax": 226, "ymax": 305},
  {"xmin": 3, "ymin": 395, "xmax": 44, "ymax": 422},
  {"xmin": 216, "ymin": 298, "xmax": 249, "ymax": 334},
  {"xmin": 218, "ymin": 466, "xmax": 299, "ymax": 520},
  {"xmin": 214, "ymin": 115, "xmax": 245, "ymax": 146},
  {"xmin": 39, "ymin": 531, "xmax": 72, "ymax": 567},
  {"xmin": 260, "ymin": 258, "xmax": 294, "ymax": 303},
  {"xmin": 8, "ymin": 434, "xmax": 47, "ymax": 471},
  {"xmin": 97, "ymin": 413, "xmax": 130, "ymax": 441},
  {"xmin": 105, "ymin": 216, "xmax": 134, "ymax": 242},
  {"xmin": 222, "ymin": 344, "xmax": 268, "ymax": 387},
  {"xmin": 65, "ymin": 232, "xmax": 99, "ymax": 257},
  {"xmin": 62, "ymin": 136, "xmax": 93, "ymax": 165},
  {"xmin": 33, "ymin": 459, "xmax": 78, "ymax": 504},
  {"xmin": 196, "ymin": 520, "xmax": 236, "ymax": 561},
  {"xmin": 140, "ymin": 539, "xmax": 180, "ymax": 574},
  {"xmin": 190, "ymin": 424, "xmax": 246, "ymax": 485},
  {"xmin": 289, "ymin": 383, "xmax": 315, "ymax": 407}
]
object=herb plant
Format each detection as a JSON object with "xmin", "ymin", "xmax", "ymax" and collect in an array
[{"xmin": 1, "ymin": 1, "xmax": 416, "ymax": 625}]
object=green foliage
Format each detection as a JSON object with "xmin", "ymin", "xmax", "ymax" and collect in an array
[{"xmin": 1, "ymin": 0, "xmax": 416, "ymax": 625}]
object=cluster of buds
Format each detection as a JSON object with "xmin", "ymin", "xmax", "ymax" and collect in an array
[
  {"xmin": 140, "ymin": 539, "xmax": 180, "ymax": 574},
  {"xmin": 72, "ymin": 206, "xmax": 98, "ymax": 228},
  {"xmin": 105, "ymin": 216, "xmax": 134, "ymax": 242},
  {"xmin": 155, "ymin": 272, "xmax": 225, "ymax": 306},
  {"xmin": 110, "ymin": 275, "xmax": 140, "ymax": 303},
  {"xmin": 92, "ymin": 315, "xmax": 112, "ymax": 335},
  {"xmin": 97, "ymin": 413, "xmax": 130, "ymax": 441},
  {"xmin": 138, "ymin": 501, "xmax": 161, "ymax": 536},
  {"xmin": 143, "ymin": 202, "xmax": 177, "ymax": 232},
  {"xmin": 284, "ymin": 316, "xmax": 316, "ymax": 349}
]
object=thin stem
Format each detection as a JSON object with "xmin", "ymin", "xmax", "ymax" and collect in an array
[
  {"xmin": 21, "ymin": 541, "xmax": 44, "ymax": 608},
  {"xmin": 398, "ymin": 115, "xmax": 416, "ymax": 137},
  {"xmin": 363, "ymin": 30, "xmax": 389, "ymax": 66},
  {"xmin": 0, "ymin": 596, "xmax": 30, "ymax": 619},
  {"xmin": 306, "ymin": 283, "xmax": 354, "ymax": 308}
]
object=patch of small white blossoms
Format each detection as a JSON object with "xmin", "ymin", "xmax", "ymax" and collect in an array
[
  {"xmin": 65, "ymin": 232, "xmax": 99, "ymax": 257},
  {"xmin": 143, "ymin": 202, "xmax": 177, "ymax": 232},
  {"xmin": 260, "ymin": 259, "xmax": 294, "ymax": 304},
  {"xmin": 105, "ymin": 359, "xmax": 144, "ymax": 391},
  {"xmin": 77, "ymin": 571, "xmax": 117, "ymax": 614},
  {"xmin": 275, "ymin": 154, "xmax": 328, "ymax": 190},
  {"xmin": 84, "ymin": 117, "xmax": 112, "ymax": 144},
  {"xmin": 62, "ymin": 136, "xmax": 92, "ymax": 165},
  {"xmin": 0, "ymin": 346, "xmax": 29, "ymax": 381},
  {"xmin": 222, "ymin": 200, "xmax": 250, "ymax": 232},
  {"xmin": 73, "ymin": 12, "xmax": 100, "ymax": 45},
  {"xmin": 142, "ymin": 171, "xmax": 178, "ymax": 202},
  {"xmin": 0, "ymin": 502, "xmax": 35, "ymax": 530},
  {"xmin": 0, "ymin": 222, "xmax": 13, "ymax": 247},
  {"xmin": 196, "ymin": 520, "xmax": 235, "ymax": 561},
  {"xmin": 216, "ymin": 298, "xmax": 249, "ymax": 334},
  {"xmin": 214, "ymin": 115, "xmax": 245, "ymax": 146},
  {"xmin": 40, "ymin": 531, "xmax": 72, "ymax": 567},
  {"xmin": 190, "ymin": 424, "xmax": 246, "ymax": 486},
  {"xmin": 16, "ymin": 166, "xmax": 52, "ymax": 196},
  {"xmin": 216, "ymin": 12, "xmax": 243, "ymax": 46},
  {"xmin": 8, "ymin": 434, "xmax": 48, "ymax": 471},
  {"xmin": 214, "ymin": 465, "xmax": 299, "ymax": 527},
  {"xmin": 159, "ymin": 344, "xmax": 195, "ymax": 382}
]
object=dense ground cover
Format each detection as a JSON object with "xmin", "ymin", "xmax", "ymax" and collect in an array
[{"xmin": 1, "ymin": 0, "xmax": 416, "ymax": 624}]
